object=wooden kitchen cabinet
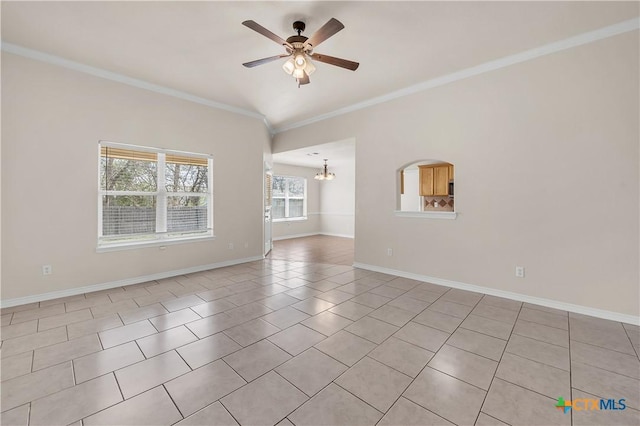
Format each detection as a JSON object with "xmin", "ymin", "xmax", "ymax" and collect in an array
[
  {"xmin": 419, "ymin": 166, "xmax": 435, "ymax": 196},
  {"xmin": 434, "ymin": 166, "xmax": 449, "ymax": 195},
  {"xmin": 419, "ymin": 163, "xmax": 453, "ymax": 196}
]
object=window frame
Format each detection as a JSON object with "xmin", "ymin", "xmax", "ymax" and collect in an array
[
  {"xmin": 272, "ymin": 175, "xmax": 308, "ymax": 222},
  {"xmin": 97, "ymin": 141, "xmax": 214, "ymax": 251}
]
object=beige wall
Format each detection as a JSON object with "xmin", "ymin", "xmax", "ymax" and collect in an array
[
  {"xmin": 274, "ymin": 32, "xmax": 639, "ymax": 317},
  {"xmin": 272, "ymin": 163, "xmax": 321, "ymax": 240},
  {"xmin": 319, "ymin": 161, "xmax": 355, "ymax": 238},
  {"xmin": 1, "ymin": 53, "xmax": 271, "ymax": 301}
]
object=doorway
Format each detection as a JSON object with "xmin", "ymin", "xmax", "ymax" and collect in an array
[
  {"xmin": 270, "ymin": 139, "xmax": 355, "ymax": 242},
  {"xmin": 264, "ymin": 162, "xmax": 273, "ymax": 256}
]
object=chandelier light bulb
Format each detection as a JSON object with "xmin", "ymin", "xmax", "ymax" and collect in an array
[{"xmin": 292, "ymin": 68, "xmax": 305, "ymax": 79}]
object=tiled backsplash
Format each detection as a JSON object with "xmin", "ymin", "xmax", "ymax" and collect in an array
[{"xmin": 424, "ymin": 197, "xmax": 454, "ymax": 212}]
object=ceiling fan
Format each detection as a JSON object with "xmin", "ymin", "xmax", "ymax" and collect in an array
[{"xmin": 242, "ymin": 18, "xmax": 359, "ymax": 87}]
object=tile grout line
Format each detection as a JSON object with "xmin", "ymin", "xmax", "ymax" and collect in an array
[
  {"xmin": 572, "ymin": 361, "xmax": 640, "ymax": 395},
  {"xmin": 311, "ymin": 329, "xmax": 371, "ymax": 368},
  {"xmin": 332, "ymin": 381, "xmax": 385, "ymax": 417},
  {"xmin": 161, "ymin": 383, "xmax": 186, "ymax": 420},
  {"xmin": 471, "ymin": 296, "xmax": 524, "ymax": 425},
  {"xmin": 566, "ymin": 348, "xmax": 640, "ymax": 381},
  {"xmin": 495, "ymin": 374, "xmax": 573, "ymax": 402},
  {"xmin": 568, "ymin": 314, "xmax": 574, "ymax": 426},
  {"xmin": 350, "ymin": 352, "xmax": 440, "ymax": 425},
  {"xmin": 479, "ymin": 411, "xmax": 514, "ymax": 426},
  {"xmin": 79, "ymin": 373, "xmax": 126, "ymax": 424},
  {"xmin": 216, "ymin": 398, "xmax": 243, "ymax": 426},
  {"xmin": 455, "ymin": 323, "xmax": 512, "ymax": 343},
  {"xmin": 621, "ymin": 326, "xmax": 640, "ymax": 361},
  {"xmin": 509, "ymin": 319, "xmax": 571, "ymax": 349},
  {"xmin": 70, "ymin": 346, "xmax": 77, "ymax": 386},
  {"xmin": 374, "ymin": 289, "xmax": 488, "ymax": 424},
  {"xmin": 134, "ymin": 339, "xmax": 148, "ymax": 360},
  {"xmin": 569, "ymin": 334, "xmax": 639, "ymax": 357},
  {"xmin": 502, "ymin": 343, "xmax": 570, "ymax": 372},
  {"xmin": 269, "ymin": 369, "xmax": 315, "ymax": 421}
]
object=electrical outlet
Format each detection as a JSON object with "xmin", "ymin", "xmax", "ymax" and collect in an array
[
  {"xmin": 515, "ymin": 266, "xmax": 525, "ymax": 278},
  {"xmin": 387, "ymin": 248, "xmax": 393, "ymax": 256},
  {"xmin": 42, "ymin": 265, "xmax": 52, "ymax": 275},
  {"xmin": 228, "ymin": 243, "xmax": 234, "ymax": 250}
]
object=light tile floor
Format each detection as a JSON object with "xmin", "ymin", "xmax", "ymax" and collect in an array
[{"xmin": 1, "ymin": 236, "xmax": 639, "ymax": 425}]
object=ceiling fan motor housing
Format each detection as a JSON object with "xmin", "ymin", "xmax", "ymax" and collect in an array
[
  {"xmin": 286, "ymin": 35, "xmax": 312, "ymax": 58},
  {"xmin": 292, "ymin": 20, "xmax": 306, "ymax": 34},
  {"xmin": 286, "ymin": 35, "xmax": 309, "ymax": 50}
]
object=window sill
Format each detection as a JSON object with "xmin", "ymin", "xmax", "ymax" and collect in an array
[
  {"xmin": 97, "ymin": 235, "xmax": 216, "ymax": 253},
  {"xmin": 394, "ymin": 210, "xmax": 457, "ymax": 220},
  {"xmin": 273, "ymin": 217, "xmax": 308, "ymax": 223}
]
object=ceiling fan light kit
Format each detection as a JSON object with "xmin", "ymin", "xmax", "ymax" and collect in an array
[
  {"xmin": 282, "ymin": 58, "xmax": 295, "ymax": 74},
  {"xmin": 242, "ymin": 18, "xmax": 359, "ymax": 87}
]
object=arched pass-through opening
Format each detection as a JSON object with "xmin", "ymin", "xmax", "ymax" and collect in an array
[{"xmin": 398, "ymin": 159, "xmax": 455, "ymax": 214}]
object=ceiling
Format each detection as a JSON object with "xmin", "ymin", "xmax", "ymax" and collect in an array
[
  {"xmin": 2, "ymin": 2, "xmax": 638, "ymax": 131},
  {"xmin": 272, "ymin": 139, "xmax": 355, "ymax": 169}
]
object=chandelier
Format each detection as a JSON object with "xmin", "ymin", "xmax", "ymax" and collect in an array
[{"xmin": 314, "ymin": 159, "xmax": 336, "ymax": 181}]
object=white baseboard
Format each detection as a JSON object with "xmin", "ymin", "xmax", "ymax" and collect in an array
[
  {"xmin": 0, "ymin": 255, "xmax": 264, "ymax": 309},
  {"xmin": 353, "ymin": 262, "xmax": 640, "ymax": 326},
  {"xmin": 273, "ymin": 232, "xmax": 354, "ymax": 241},
  {"xmin": 273, "ymin": 233, "xmax": 320, "ymax": 241},
  {"xmin": 320, "ymin": 232, "xmax": 354, "ymax": 239}
]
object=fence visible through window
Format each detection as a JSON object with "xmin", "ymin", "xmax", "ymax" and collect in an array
[{"xmin": 102, "ymin": 206, "xmax": 208, "ymax": 235}]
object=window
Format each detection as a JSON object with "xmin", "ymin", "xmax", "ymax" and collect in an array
[
  {"xmin": 272, "ymin": 175, "xmax": 307, "ymax": 221},
  {"xmin": 98, "ymin": 142, "xmax": 213, "ymax": 248}
]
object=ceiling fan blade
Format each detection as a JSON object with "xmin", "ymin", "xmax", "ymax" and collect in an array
[
  {"xmin": 242, "ymin": 20, "xmax": 292, "ymax": 48},
  {"xmin": 298, "ymin": 73, "xmax": 310, "ymax": 85},
  {"xmin": 310, "ymin": 53, "xmax": 359, "ymax": 71},
  {"xmin": 243, "ymin": 54, "xmax": 290, "ymax": 68},
  {"xmin": 305, "ymin": 18, "xmax": 344, "ymax": 48}
]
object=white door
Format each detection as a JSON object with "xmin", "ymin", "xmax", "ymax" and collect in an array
[{"xmin": 264, "ymin": 163, "xmax": 273, "ymax": 256}]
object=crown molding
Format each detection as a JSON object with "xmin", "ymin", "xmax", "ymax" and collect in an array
[
  {"xmin": 263, "ymin": 117, "xmax": 275, "ymax": 137},
  {"xmin": 1, "ymin": 42, "xmax": 268, "ymax": 124},
  {"xmin": 273, "ymin": 17, "xmax": 639, "ymax": 134},
  {"xmin": 3, "ymin": 17, "xmax": 638, "ymax": 137}
]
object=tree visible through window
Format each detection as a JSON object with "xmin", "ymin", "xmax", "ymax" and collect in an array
[
  {"xmin": 99, "ymin": 142, "xmax": 213, "ymax": 247},
  {"xmin": 272, "ymin": 175, "xmax": 306, "ymax": 221}
]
